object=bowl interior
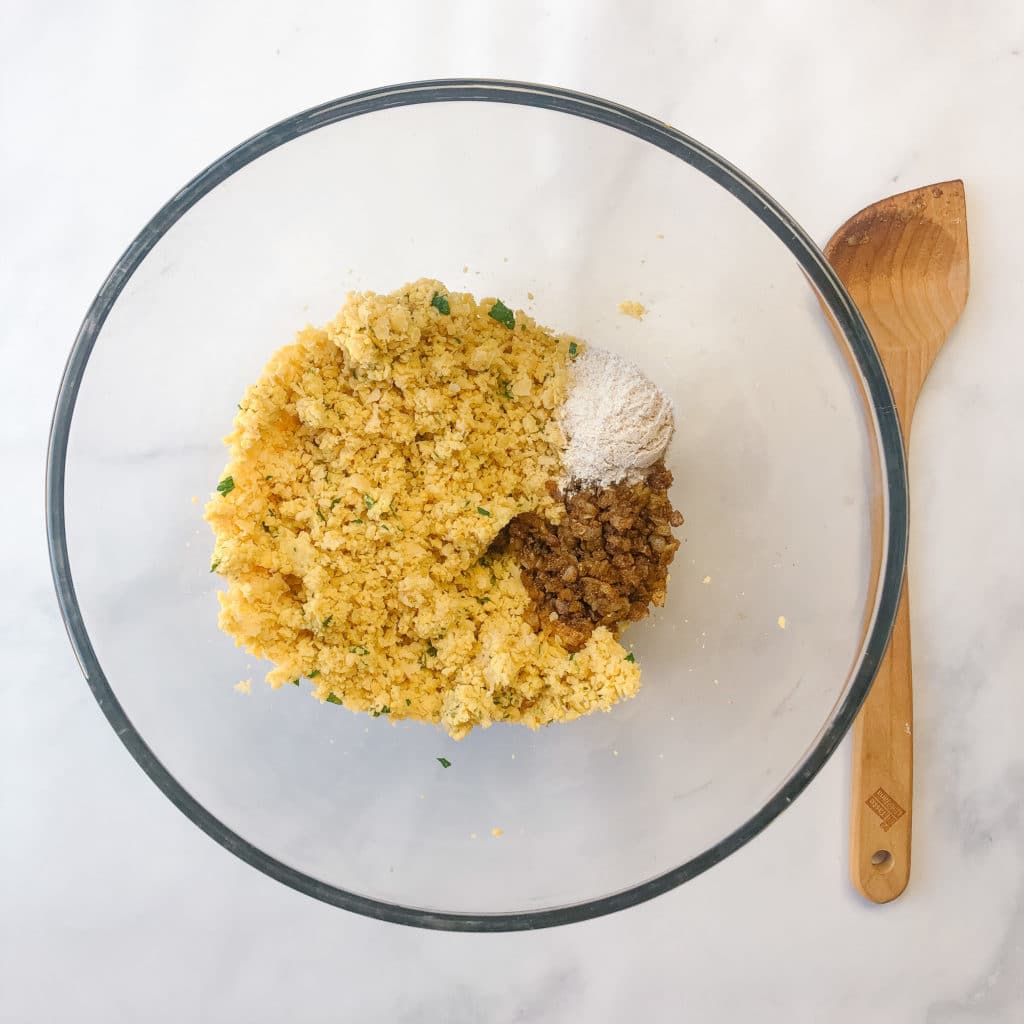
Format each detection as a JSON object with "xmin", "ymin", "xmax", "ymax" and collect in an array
[{"xmin": 55, "ymin": 86, "xmax": 895, "ymax": 924}]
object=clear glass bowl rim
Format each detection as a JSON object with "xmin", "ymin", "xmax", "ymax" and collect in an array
[{"xmin": 45, "ymin": 78, "xmax": 908, "ymax": 932}]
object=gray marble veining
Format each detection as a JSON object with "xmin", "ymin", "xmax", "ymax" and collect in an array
[{"xmin": 4, "ymin": 2, "xmax": 1024, "ymax": 1021}]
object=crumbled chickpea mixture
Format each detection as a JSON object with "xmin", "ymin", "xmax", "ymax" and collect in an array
[{"xmin": 206, "ymin": 280, "xmax": 641, "ymax": 737}]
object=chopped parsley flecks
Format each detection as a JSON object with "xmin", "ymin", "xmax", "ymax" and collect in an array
[
  {"xmin": 624, "ymin": 652, "xmax": 636, "ymax": 663},
  {"xmin": 350, "ymin": 644, "xmax": 369, "ymax": 656},
  {"xmin": 321, "ymin": 615, "xmax": 334, "ymax": 629},
  {"xmin": 431, "ymin": 291, "xmax": 451, "ymax": 315},
  {"xmin": 209, "ymin": 559, "xmax": 221, "ymax": 573},
  {"xmin": 568, "ymin": 341, "xmax": 579, "ymax": 358},
  {"xmin": 568, "ymin": 652, "xmax": 575, "ymax": 661},
  {"xmin": 500, "ymin": 379, "xmax": 515, "ymax": 401},
  {"xmin": 488, "ymin": 299, "xmax": 515, "ymax": 330},
  {"xmin": 290, "ymin": 678, "xmax": 300, "ymax": 686},
  {"xmin": 405, "ymin": 698, "xmax": 412, "ymax": 707},
  {"xmin": 426, "ymin": 644, "xmax": 438, "ymax": 657},
  {"xmin": 325, "ymin": 694, "xmax": 343, "ymax": 705},
  {"xmin": 364, "ymin": 494, "xmax": 376, "ymax": 511},
  {"xmin": 476, "ymin": 506, "xmax": 491, "ymax": 517},
  {"xmin": 330, "ymin": 497, "xmax": 342, "ymax": 510},
  {"xmin": 216, "ymin": 476, "xmax": 235, "ymax": 496},
  {"xmin": 437, "ymin": 757, "xmax": 452, "ymax": 768},
  {"xmin": 476, "ymin": 596, "xmax": 491, "ymax": 605},
  {"xmin": 351, "ymin": 518, "xmax": 364, "ymax": 525},
  {"xmin": 316, "ymin": 507, "xmax": 326, "ymax": 522},
  {"xmin": 308, "ymin": 670, "xmax": 320, "ymax": 678}
]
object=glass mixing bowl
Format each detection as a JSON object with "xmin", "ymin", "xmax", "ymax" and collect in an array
[{"xmin": 46, "ymin": 80, "xmax": 906, "ymax": 930}]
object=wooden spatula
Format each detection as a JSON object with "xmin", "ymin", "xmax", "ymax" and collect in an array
[{"xmin": 824, "ymin": 181, "xmax": 969, "ymax": 903}]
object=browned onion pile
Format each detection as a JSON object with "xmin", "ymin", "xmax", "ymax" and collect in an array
[{"xmin": 492, "ymin": 461, "xmax": 683, "ymax": 652}]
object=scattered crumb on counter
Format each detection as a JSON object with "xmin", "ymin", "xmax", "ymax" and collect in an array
[
  {"xmin": 527, "ymin": 291, "xmax": 534, "ymax": 300},
  {"xmin": 470, "ymin": 832, "xmax": 478, "ymax": 840},
  {"xmin": 191, "ymin": 496, "xmax": 199, "ymax": 504},
  {"xmin": 491, "ymin": 827, "xmax": 504, "ymax": 838},
  {"xmin": 612, "ymin": 749, "xmax": 619, "ymax": 757},
  {"xmin": 234, "ymin": 679, "xmax": 252, "ymax": 694},
  {"xmin": 617, "ymin": 300, "xmax": 647, "ymax": 320},
  {"xmin": 655, "ymin": 232, "xmax": 665, "ymax": 239},
  {"xmin": 777, "ymin": 615, "xmax": 787, "ymax": 629},
  {"xmin": 703, "ymin": 575, "xmax": 712, "ymax": 584}
]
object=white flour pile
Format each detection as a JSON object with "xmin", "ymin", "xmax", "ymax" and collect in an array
[{"xmin": 560, "ymin": 346, "xmax": 675, "ymax": 488}]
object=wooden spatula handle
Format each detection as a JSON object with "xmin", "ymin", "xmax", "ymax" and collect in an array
[
  {"xmin": 827, "ymin": 180, "xmax": 968, "ymax": 904},
  {"xmin": 850, "ymin": 573, "xmax": 913, "ymax": 901}
]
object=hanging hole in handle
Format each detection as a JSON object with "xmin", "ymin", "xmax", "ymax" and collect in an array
[{"xmin": 871, "ymin": 849, "xmax": 894, "ymax": 872}]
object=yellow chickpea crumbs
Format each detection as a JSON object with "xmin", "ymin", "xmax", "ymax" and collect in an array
[
  {"xmin": 617, "ymin": 300, "xmax": 647, "ymax": 320},
  {"xmin": 234, "ymin": 679, "xmax": 252, "ymax": 694},
  {"xmin": 206, "ymin": 280, "xmax": 640, "ymax": 738}
]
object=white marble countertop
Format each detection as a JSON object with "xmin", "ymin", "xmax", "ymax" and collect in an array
[{"xmin": 4, "ymin": 2, "xmax": 1024, "ymax": 1020}]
